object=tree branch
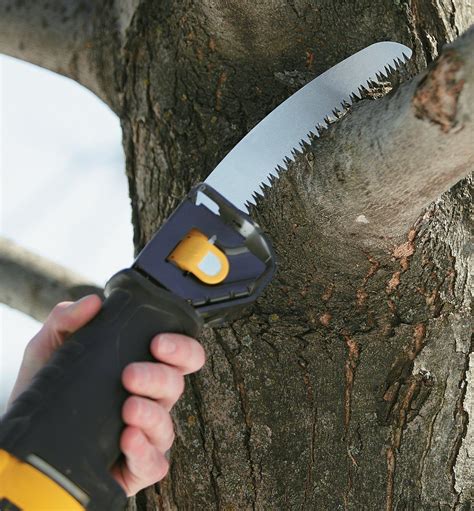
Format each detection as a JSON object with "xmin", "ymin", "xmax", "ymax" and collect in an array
[
  {"xmin": 262, "ymin": 25, "xmax": 474, "ymax": 247},
  {"xmin": 0, "ymin": 0, "xmax": 122, "ymax": 107},
  {"xmin": 0, "ymin": 237, "xmax": 103, "ymax": 322}
]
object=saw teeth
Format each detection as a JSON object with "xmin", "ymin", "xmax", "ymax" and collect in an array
[
  {"xmin": 341, "ymin": 99, "xmax": 351, "ymax": 109},
  {"xmin": 383, "ymin": 57, "xmax": 407, "ymax": 77},
  {"xmin": 268, "ymin": 173, "xmax": 279, "ymax": 185},
  {"xmin": 291, "ymin": 148, "xmax": 303, "ymax": 158},
  {"xmin": 314, "ymin": 125, "xmax": 325, "ymax": 137},
  {"xmin": 262, "ymin": 175, "xmax": 275, "ymax": 186},
  {"xmin": 257, "ymin": 51, "xmax": 414, "ymax": 204},
  {"xmin": 350, "ymin": 91, "xmax": 361, "ymax": 102},
  {"xmin": 246, "ymin": 164, "xmax": 291, "ymax": 209},
  {"xmin": 211, "ymin": 44, "xmax": 413, "ymax": 213}
]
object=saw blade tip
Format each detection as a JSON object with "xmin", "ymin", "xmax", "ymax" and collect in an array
[{"xmin": 205, "ymin": 41, "xmax": 413, "ymax": 210}]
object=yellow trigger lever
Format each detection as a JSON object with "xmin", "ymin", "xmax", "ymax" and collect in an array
[{"xmin": 168, "ymin": 229, "xmax": 230, "ymax": 285}]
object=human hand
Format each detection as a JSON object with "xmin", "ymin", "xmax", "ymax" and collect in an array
[{"xmin": 7, "ymin": 295, "xmax": 206, "ymax": 496}]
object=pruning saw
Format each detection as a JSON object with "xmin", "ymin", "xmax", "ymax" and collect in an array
[{"xmin": 0, "ymin": 41, "xmax": 411, "ymax": 510}]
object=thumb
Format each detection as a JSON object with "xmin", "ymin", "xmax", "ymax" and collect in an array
[
  {"xmin": 25, "ymin": 294, "xmax": 102, "ymax": 375},
  {"xmin": 7, "ymin": 295, "xmax": 102, "ymax": 408},
  {"xmin": 43, "ymin": 294, "xmax": 103, "ymax": 348}
]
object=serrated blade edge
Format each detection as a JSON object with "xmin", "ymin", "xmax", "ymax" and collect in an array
[{"xmin": 203, "ymin": 41, "xmax": 412, "ymax": 212}]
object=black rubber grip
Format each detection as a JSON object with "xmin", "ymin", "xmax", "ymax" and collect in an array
[{"xmin": 0, "ymin": 269, "xmax": 203, "ymax": 510}]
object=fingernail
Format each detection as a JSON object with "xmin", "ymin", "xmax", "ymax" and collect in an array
[{"xmin": 158, "ymin": 336, "xmax": 176, "ymax": 354}]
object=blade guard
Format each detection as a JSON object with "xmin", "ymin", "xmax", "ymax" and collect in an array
[{"xmin": 133, "ymin": 183, "xmax": 276, "ymax": 325}]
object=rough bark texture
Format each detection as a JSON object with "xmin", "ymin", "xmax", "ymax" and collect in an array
[
  {"xmin": 1, "ymin": 1, "xmax": 473, "ymax": 510},
  {"xmin": 0, "ymin": 237, "xmax": 103, "ymax": 322},
  {"xmin": 0, "ymin": 0, "xmax": 122, "ymax": 106},
  {"xmin": 118, "ymin": 5, "xmax": 473, "ymax": 508}
]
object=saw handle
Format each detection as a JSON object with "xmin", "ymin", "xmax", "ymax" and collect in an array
[{"xmin": 0, "ymin": 269, "xmax": 202, "ymax": 511}]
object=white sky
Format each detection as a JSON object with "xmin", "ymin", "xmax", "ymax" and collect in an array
[{"xmin": 0, "ymin": 56, "xmax": 133, "ymax": 410}]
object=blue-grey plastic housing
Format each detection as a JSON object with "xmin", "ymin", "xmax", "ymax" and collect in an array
[{"xmin": 133, "ymin": 183, "xmax": 276, "ymax": 325}]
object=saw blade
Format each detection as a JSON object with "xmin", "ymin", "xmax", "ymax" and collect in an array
[{"xmin": 203, "ymin": 41, "xmax": 412, "ymax": 212}]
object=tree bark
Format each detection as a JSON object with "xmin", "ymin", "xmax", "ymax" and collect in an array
[
  {"xmin": 0, "ymin": 0, "xmax": 149, "ymax": 109},
  {"xmin": 1, "ymin": 1, "xmax": 473, "ymax": 509},
  {"xmin": 0, "ymin": 237, "xmax": 103, "ymax": 322}
]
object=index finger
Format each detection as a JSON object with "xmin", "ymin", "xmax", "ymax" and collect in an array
[{"xmin": 150, "ymin": 334, "xmax": 205, "ymax": 375}]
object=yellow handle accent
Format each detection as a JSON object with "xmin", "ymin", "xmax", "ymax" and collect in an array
[
  {"xmin": 168, "ymin": 229, "xmax": 229, "ymax": 285},
  {"xmin": 0, "ymin": 449, "xmax": 84, "ymax": 510}
]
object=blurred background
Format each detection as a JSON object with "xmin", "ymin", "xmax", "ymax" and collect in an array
[{"xmin": 0, "ymin": 56, "xmax": 133, "ymax": 410}]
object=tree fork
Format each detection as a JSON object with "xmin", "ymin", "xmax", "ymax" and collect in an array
[{"xmin": 0, "ymin": 1, "xmax": 472, "ymax": 509}]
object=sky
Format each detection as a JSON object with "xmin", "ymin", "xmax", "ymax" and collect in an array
[{"xmin": 0, "ymin": 56, "xmax": 133, "ymax": 410}]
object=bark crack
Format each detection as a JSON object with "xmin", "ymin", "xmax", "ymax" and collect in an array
[
  {"xmin": 187, "ymin": 373, "xmax": 221, "ymax": 508},
  {"xmin": 343, "ymin": 333, "xmax": 361, "ymax": 435},
  {"xmin": 301, "ymin": 368, "xmax": 317, "ymax": 511},
  {"xmin": 214, "ymin": 327, "xmax": 258, "ymax": 510},
  {"xmin": 384, "ymin": 323, "xmax": 428, "ymax": 511},
  {"xmin": 342, "ymin": 332, "xmax": 360, "ymax": 510},
  {"xmin": 450, "ymin": 335, "xmax": 473, "ymax": 508},
  {"xmin": 418, "ymin": 374, "xmax": 448, "ymax": 503}
]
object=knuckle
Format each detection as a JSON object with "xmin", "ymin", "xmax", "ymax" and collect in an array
[
  {"xmin": 123, "ymin": 396, "xmax": 141, "ymax": 422},
  {"xmin": 163, "ymin": 426, "xmax": 175, "ymax": 451},
  {"xmin": 177, "ymin": 375, "xmax": 185, "ymax": 396},
  {"xmin": 185, "ymin": 342, "xmax": 206, "ymax": 373},
  {"xmin": 47, "ymin": 302, "xmax": 70, "ymax": 324},
  {"xmin": 152, "ymin": 403, "xmax": 164, "ymax": 423},
  {"xmin": 52, "ymin": 302, "xmax": 71, "ymax": 314},
  {"xmin": 150, "ymin": 408, "xmax": 175, "ymax": 450},
  {"xmin": 161, "ymin": 411, "xmax": 174, "ymax": 434},
  {"xmin": 142, "ymin": 400, "xmax": 159, "ymax": 426},
  {"xmin": 39, "ymin": 302, "xmax": 74, "ymax": 344},
  {"xmin": 155, "ymin": 365, "xmax": 168, "ymax": 387},
  {"xmin": 195, "ymin": 343, "xmax": 206, "ymax": 368},
  {"xmin": 156, "ymin": 459, "xmax": 170, "ymax": 481},
  {"xmin": 169, "ymin": 373, "xmax": 185, "ymax": 400}
]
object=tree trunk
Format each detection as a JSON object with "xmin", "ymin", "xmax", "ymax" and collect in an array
[
  {"xmin": 118, "ymin": 3, "xmax": 472, "ymax": 509},
  {"xmin": 1, "ymin": 1, "xmax": 472, "ymax": 509}
]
